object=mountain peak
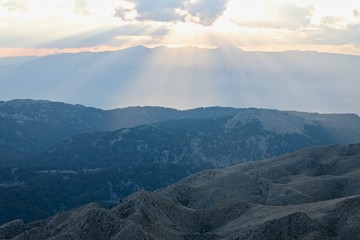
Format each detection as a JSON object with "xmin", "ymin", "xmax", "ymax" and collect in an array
[{"xmin": 225, "ymin": 108, "xmax": 314, "ymax": 134}]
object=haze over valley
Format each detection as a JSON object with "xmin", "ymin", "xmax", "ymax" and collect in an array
[{"xmin": 1, "ymin": 46, "xmax": 360, "ymax": 114}]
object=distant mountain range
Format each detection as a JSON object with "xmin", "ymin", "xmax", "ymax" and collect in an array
[
  {"xmin": 0, "ymin": 99, "xmax": 360, "ymax": 225},
  {"xmin": 0, "ymin": 46, "xmax": 359, "ymax": 113},
  {"xmin": 2, "ymin": 143, "xmax": 360, "ymax": 239}
]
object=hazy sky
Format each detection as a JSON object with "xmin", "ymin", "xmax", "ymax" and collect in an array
[{"xmin": 1, "ymin": 0, "xmax": 359, "ymax": 56}]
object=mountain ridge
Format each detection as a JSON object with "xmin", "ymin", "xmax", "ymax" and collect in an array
[
  {"xmin": 1, "ymin": 45, "xmax": 359, "ymax": 113},
  {"xmin": 4, "ymin": 98, "xmax": 359, "ymax": 161}
]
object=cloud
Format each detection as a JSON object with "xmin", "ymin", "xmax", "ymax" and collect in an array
[
  {"xmin": 184, "ymin": 0, "xmax": 228, "ymax": 26},
  {"xmin": 73, "ymin": 0, "xmax": 91, "ymax": 15},
  {"xmin": 132, "ymin": 0, "xmax": 182, "ymax": 22},
  {"xmin": 354, "ymin": 9, "xmax": 360, "ymax": 18},
  {"xmin": 0, "ymin": 0, "xmax": 27, "ymax": 12},
  {"xmin": 320, "ymin": 16, "xmax": 341, "ymax": 26},
  {"xmin": 285, "ymin": 14, "xmax": 358, "ymax": 49},
  {"xmin": 114, "ymin": 6, "xmax": 137, "ymax": 21},
  {"xmin": 115, "ymin": 0, "xmax": 229, "ymax": 26},
  {"xmin": 236, "ymin": 3, "xmax": 314, "ymax": 30},
  {"xmin": 307, "ymin": 25, "xmax": 360, "ymax": 48}
]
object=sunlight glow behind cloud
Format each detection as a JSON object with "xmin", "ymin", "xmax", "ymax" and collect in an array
[{"xmin": 0, "ymin": 0, "xmax": 359, "ymax": 56}]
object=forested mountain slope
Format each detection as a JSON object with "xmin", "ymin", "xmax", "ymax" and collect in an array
[{"xmin": 1, "ymin": 106, "xmax": 359, "ymax": 224}]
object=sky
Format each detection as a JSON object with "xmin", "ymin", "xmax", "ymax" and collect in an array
[{"xmin": 0, "ymin": 0, "xmax": 360, "ymax": 57}]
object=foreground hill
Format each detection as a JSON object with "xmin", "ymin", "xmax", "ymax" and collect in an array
[
  {"xmin": 1, "ymin": 106, "xmax": 360, "ymax": 224},
  {"xmin": 1, "ymin": 143, "xmax": 360, "ymax": 239}
]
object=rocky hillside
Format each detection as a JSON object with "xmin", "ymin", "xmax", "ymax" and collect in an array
[
  {"xmin": 1, "ymin": 107, "xmax": 360, "ymax": 225},
  {"xmin": 1, "ymin": 143, "xmax": 360, "ymax": 239}
]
